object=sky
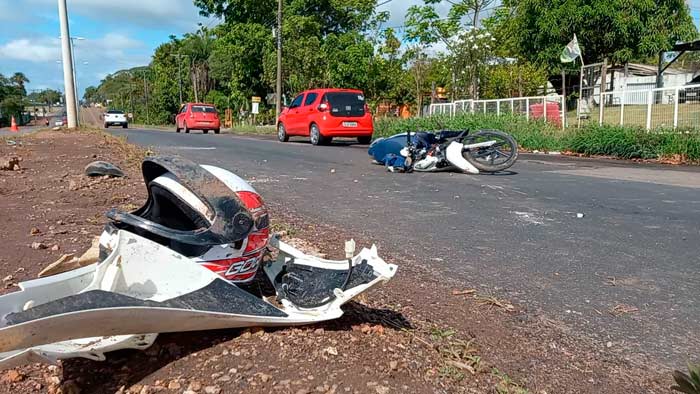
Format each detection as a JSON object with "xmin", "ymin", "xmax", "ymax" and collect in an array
[{"xmin": 0, "ymin": 0, "xmax": 699, "ymax": 97}]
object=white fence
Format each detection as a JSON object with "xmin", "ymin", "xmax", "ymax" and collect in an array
[
  {"xmin": 592, "ymin": 84, "xmax": 700, "ymax": 130},
  {"xmin": 429, "ymin": 84, "xmax": 700, "ymax": 131},
  {"xmin": 429, "ymin": 95, "xmax": 566, "ymax": 129}
]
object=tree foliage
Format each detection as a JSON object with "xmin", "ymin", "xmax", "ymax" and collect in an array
[
  {"xmin": 490, "ymin": 0, "xmax": 698, "ymax": 71},
  {"xmin": 0, "ymin": 72, "xmax": 28, "ymax": 126}
]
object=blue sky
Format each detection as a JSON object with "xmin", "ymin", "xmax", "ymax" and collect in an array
[{"xmin": 0, "ymin": 0, "xmax": 698, "ymax": 97}]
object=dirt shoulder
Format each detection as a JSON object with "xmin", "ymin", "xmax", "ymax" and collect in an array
[{"xmin": 0, "ymin": 130, "xmax": 672, "ymax": 394}]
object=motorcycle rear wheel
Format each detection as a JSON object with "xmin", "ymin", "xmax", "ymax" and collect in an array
[{"xmin": 463, "ymin": 130, "xmax": 518, "ymax": 172}]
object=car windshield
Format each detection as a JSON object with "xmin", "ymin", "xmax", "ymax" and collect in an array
[
  {"xmin": 324, "ymin": 92, "xmax": 365, "ymax": 117},
  {"xmin": 107, "ymin": 110, "xmax": 124, "ymax": 114},
  {"xmin": 192, "ymin": 106, "xmax": 217, "ymax": 113}
]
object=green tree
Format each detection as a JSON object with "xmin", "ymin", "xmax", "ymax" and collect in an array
[{"xmin": 490, "ymin": 0, "xmax": 698, "ymax": 72}]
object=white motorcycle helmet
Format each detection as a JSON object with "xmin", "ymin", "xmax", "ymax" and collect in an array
[{"xmin": 100, "ymin": 156, "xmax": 270, "ymax": 284}]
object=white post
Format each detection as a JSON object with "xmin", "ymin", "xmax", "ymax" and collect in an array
[
  {"xmin": 543, "ymin": 97, "xmax": 548, "ymax": 122},
  {"xmin": 526, "ymin": 98, "xmax": 530, "ymax": 121},
  {"xmin": 511, "ymin": 99, "xmax": 514, "ymax": 113},
  {"xmin": 620, "ymin": 89, "xmax": 625, "ymax": 126},
  {"xmin": 561, "ymin": 96, "xmax": 565, "ymax": 131},
  {"xmin": 599, "ymin": 92, "xmax": 604, "ymax": 126},
  {"xmin": 497, "ymin": 100, "xmax": 500, "ymax": 115},
  {"xmin": 646, "ymin": 90, "xmax": 653, "ymax": 131},
  {"xmin": 673, "ymin": 87, "xmax": 679, "ymax": 129},
  {"xmin": 58, "ymin": 0, "xmax": 77, "ymax": 129}
]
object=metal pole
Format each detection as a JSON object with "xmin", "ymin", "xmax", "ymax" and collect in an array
[
  {"xmin": 561, "ymin": 69, "xmax": 566, "ymax": 130},
  {"xmin": 275, "ymin": 0, "xmax": 283, "ymax": 118},
  {"xmin": 178, "ymin": 59, "xmax": 183, "ymax": 105},
  {"xmin": 144, "ymin": 71, "xmax": 149, "ymax": 124},
  {"xmin": 58, "ymin": 0, "xmax": 77, "ymax": 128},
  {"xmin": 599, "ymin": 58, "xmax": 607, "ymax": 126},
  {"xmin": 70, "ymin": 39, "xmax": 79, "ymax": 126}
]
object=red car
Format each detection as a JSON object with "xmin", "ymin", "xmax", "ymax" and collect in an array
[
  {"xmin": 175, "ymin": 103, "xmax": 221, "ymax": 134},
  {"xmin": 277, "ymin": 88, "xmax": 373, "ymax": 145}
]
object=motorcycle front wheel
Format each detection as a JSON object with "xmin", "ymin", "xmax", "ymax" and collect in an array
[{"xmin": 462, "ymin": 130, "xmax": 519, "ymax": 172}]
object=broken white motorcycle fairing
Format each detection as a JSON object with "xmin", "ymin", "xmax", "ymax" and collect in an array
[{"xmin": 0, "ymin": 231, "xmax": 396, "ymax": 368}]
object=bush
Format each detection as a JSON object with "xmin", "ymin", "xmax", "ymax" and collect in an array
[{"xmin": 373, "ymin": 113, "xmax": 700, "ymax": 163}]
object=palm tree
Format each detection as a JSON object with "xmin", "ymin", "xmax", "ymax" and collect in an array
[
  {"xmin": 10, "ymin": 72, "xmax": 30, "ymax": 94},
  {"xmin": 181, "ymin": 29, "xmax": 214, "ymax": 102}
]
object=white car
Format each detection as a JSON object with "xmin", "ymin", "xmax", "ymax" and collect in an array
[{"xmin": 103, "ymin": 110, "xmax": 128, "ymax": 128}]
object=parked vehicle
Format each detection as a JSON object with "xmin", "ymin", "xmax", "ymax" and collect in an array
[
  {"xmin": 277, "ymin": 88, "xmax": 373, "ymax": 145},
  {"xmin": 54, "ymin": 112, "xmax": 67, "ymax": 127},
  {"xmin": 369, "ymin": 129, "xmax": 518, "ymax": 174},
  {"xmin": 176, "ymin": 103, "xmax": 221, "ymax": 134},
  {"xmin": 103, "ymin": 110, "xmax": 128, "ymax": 128},
  {"xmin": 679, "ymin": 75, "xmax": 700, "ymax": 104}
]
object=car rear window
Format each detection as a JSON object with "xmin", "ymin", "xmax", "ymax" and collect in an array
[
  {"xmin": 192, "ymin": 106, "xmax": 217, "ymax": 113},
  {"xmin": 107, "ymin": 110, "xmax": 124, "ymax": 114},
  {"xmin": 324, "ymin": 92, "xmax": 365, "ymax": 117}
]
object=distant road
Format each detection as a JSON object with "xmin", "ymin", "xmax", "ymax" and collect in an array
[{"xmin": 109, "ymin": 126, "xmax": 700, "ymax": 368}]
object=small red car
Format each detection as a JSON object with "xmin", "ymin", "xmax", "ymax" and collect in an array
[
  {"xmin": 277, "ymin": 88, "xmax": 373, "ymax": 145},
  {"xmin": 176, "ymin": 103, "xmax": 221, "ymax": 134}
]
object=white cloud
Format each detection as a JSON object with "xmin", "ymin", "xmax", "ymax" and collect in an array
[
  {"xmin": 0, "ymin": 33, "xmax": 144, "ymax": 63},
  {"xmin": 26, "ymin": 0, "xmax": 215, "ymax": 29},
  {"xmin": 0, "ymin": 38, "xmax": 61, "ymax": 62}
]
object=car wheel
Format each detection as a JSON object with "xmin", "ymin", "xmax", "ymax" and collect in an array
[
  {"xmin": 310, "ymin": 123, "xmax": 324, "ymax": 145},
  {"xmin": 176, "ymin": 124, "xmax": 181, "ymax": 133},
  {"xmin": 357, "ymin": 136, "xmax": 372, "ymax": 144},
  {"xmin": 103, "ymin": 123, "xmax": 108, "ymax": 129},
  {"xmin": 203, "ymin": 129, "xmax": 209, "ymax": 134},
  {"xmin": 277, "ymin": 123, "xmax": 289, "ymax": 142},
  {"xmin": 184, "ymin": 123, "xmax": 190, "ymax": 133},
  {"xmin": 123, "ymin": 123, "xmax": 128, "ymax": 129},
  {"xmin": 214, "ymin": 128, "xmax": 220, "ymax": 134}
]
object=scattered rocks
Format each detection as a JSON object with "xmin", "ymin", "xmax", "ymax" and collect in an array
[
  {"xmin": 0, "ymin": 156, "xmax": 21, "ymax": 171},
  {"xmin": 30, "ymin": 242, "xmax": 47, "ymax": 250},
  {"xmin": 2, "ymin": 369, "xmax": 25, "ymax": 383},
  {"xmin": 323, "ymin": 346, "xmax": 338, "ymax": 356},
  {"xmin": 203, "ymin": 386, "xmax": 221, "ymax": 394},
  {"xmin": 167, "ymin": 379, "xmax": 181, "ymax": 390},
  {"xmin": 187, "ymin": 381, "xmax": 202, "ymax": 391},
  {"xmin": 50, "ymin": 244, "xmax": 60, "ymax": 251},
  {"xmin": 30, "ymin": 227, "xmax": 41, "ymax": 235}
]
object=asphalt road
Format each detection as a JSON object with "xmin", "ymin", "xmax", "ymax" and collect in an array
[{"xmin": 110, "ymin": 127, "xmax": 700, "ymax": 368}]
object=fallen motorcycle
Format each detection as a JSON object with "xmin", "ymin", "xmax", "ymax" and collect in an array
[
  {"xmin": 0, "ymin": 156, "xmax": 396, "ymax": 368},
  {"xmin": 368, "ymin": 129, "xmax": 518, "ymax": 174}
]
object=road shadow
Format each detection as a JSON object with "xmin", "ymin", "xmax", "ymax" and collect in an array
[
  {"xmin": 480, "ymin": 170, "xmax": 518, "ymax": 176},
  {"xmin": 60, "ymin": 301, "xmax": 409, "ymax": 393},
  {"xmin": 287, "ymin": 138, "xmax": 369, "ymax": 147}
]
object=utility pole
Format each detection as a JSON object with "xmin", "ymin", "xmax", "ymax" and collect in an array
[
  {"xmin": 58, "ymin": 0, "xmax": 77, "ymax": 128},
  {"xmin": 172, "ymin": 54, "xmax": 185, "ymax": 105},
  {"xmin": 275, "ymin": 0, "xmax": 283, "ymax": 118}
]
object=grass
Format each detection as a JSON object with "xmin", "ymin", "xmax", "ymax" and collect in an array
[
  {"xmin": 375, "ymin": 113, "xmax": 700, "ymax": 164},
  {"xmin": 428, "ymin": 325, "xmax": 482, "ymax": 382},
  {"xmin": 223, "ymin": 124, "xmax": 276, "ymax": 135},
  {"xmin": 492, "ymin": 368, "xmax": 530, "ymax": 394}
]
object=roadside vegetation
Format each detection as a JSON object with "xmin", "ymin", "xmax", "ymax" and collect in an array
[
  {"xmin": 79, "ymin": 0, "xmax": 697, "ymax": 128},
  {"xmin": 375, "ymin": 114, "xmax": 700, "ymax": 163}
]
